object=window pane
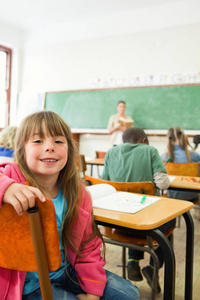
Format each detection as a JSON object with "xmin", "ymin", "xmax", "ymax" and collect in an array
[
  {"xmin": 0, "ymin": 90, "xmax": 6, "ymax": 127},
  {"xmin": 0, "ymin": 51, "xmax": 6, "ymax": 86},
  {"xmin": 0, "ymin": 49, "xmax": 8, "ymax": 127}
]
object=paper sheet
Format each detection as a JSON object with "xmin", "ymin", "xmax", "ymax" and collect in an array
[
  {"xmin": 168, "ymin": 176, "xmax": 176, "ymax": 183},
  {"xmin": 87, "ymin": 184, "xmax": 160, "ymax": 214}
]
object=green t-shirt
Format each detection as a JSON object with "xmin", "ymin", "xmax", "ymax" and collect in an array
[{"xmin": 101, "ymin": 143, "xmax": 166, "ymax": 183}]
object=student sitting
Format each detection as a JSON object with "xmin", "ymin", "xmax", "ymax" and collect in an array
[
  {"xmin": 101, "ymin": 127, "xmax": 175, "ymax": 293},
  {"xmin": 0, "ymin": 111, "xmax": 139, "ymax": 300},
  {"xmin": 0, "ymin": 126, "xmax": 17, "ymax": 163},
  {"xmin": 161, "ymin": 126, "xmax": 200, "ymax": 202}
]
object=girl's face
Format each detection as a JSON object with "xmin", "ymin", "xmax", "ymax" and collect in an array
[{"xmin": 24, "ymin": 128, "xmax": 68, "ymax": 181}]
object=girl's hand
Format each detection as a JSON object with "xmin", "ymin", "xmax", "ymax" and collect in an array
[
  {"xmin": 2, "ymin": 183, "xmax": 46, "ymax": 215},
  {"xmin": 77, "ymin": 294, "xmax": 100, "ymax": 300}
]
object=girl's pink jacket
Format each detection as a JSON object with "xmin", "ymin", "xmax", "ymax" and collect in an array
[{"xmin": 0, "ymin": 162, "xmax": 107, "ymax": 300}]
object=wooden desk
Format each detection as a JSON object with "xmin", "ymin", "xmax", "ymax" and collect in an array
[
  {"xmin": 169, "ymin": 175, "xmax": 200, "ymax": 192},
  {"xmin": 93, "ymin": 197, "xmax": 194, "ymax": 300},
  {"xmin": 86, "ymin": 158, "xmax": 105, "ymax": 176}
]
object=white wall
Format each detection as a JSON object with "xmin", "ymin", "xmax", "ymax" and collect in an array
[
  {"xmin": 21, "ymin": 23, "xmax": 200, "ymax": 94},
  {"xmin": 0, "ymin": 2, "xmax": 200, "ymax": 159}
]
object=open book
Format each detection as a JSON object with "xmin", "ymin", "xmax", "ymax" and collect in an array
[
  {"xmin": 87, "ymin": 184, "xmax": 161, "ymax": 214},
  {"xmin": 118, "ymin": 117, "xmax": 134, "ymax": 129}
]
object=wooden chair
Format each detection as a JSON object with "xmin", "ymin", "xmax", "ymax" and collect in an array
[
  {"xmin": 76, "ymin": 154, "xmax": 87, "ymax": 177},
  {"xmin": 95, "ymin": 151, "xmax": 106, "ymax": 178},
  {"xmin": 165, "ymin": 162, "xmax": 200, "ymax": 222},
  {"xmin": 165, "ymin": 162, "xmax": 200, "ymax": 177},
  {"xmin": 0, "ymin": 198, "xmax": 61, "ymax": 300},
  {"xmin": 85, "ymin": 174, "xmax": 155, "ymax": 194},
  {"xmin": 84, "ymin": 175, "xmax": 175, "ymax": 299}
]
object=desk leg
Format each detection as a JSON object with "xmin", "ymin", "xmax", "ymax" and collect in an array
[
  {"xmin": 148, "ymin": 229, "xmax": 175, "ymax": 300},
  {"xmin": 91, "ymin": 165, "xmax": 93, "ymax": 176},
  {"xmin": 182, "ymin": 211, "xmax": 194, "ymax": 300}
]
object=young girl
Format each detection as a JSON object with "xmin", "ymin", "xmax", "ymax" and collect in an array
[
  {"xmin": 0, "ymin": 111, "xmax": 139, "ymax": 300},
  {"xmin": 161, "ymin": 126, "xmax": 200, "ymax": 201},
  {"xmin": 161, "ymin": 126, "xmax": 200, "ymax": 163}
]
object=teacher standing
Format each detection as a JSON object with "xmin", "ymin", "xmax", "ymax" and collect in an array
[{"xmin": 107, "ymin": 100, "xmax": 134, "ymax": 147}]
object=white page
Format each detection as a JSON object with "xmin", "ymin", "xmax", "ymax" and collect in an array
[
  {"xmin": 92, "ymin": 191, "xmax": 161, "ymax": 214},
  {"xmin": 87, "ymin": 184, "xmax": 116, "ymax": 200},
  {"xmin": 168, "ymin": 176, "xmax": 176, "ymax": 183}
]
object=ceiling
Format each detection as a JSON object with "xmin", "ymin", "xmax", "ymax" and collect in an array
[{"xmin": 0, "ymin": 0, "xmax": 192, "ymax": 32}]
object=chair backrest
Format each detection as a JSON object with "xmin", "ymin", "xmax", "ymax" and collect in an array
[
  {"xmin": 76, "ymin": 154, "xmax": 87, "ymax": 175},
  {"xmin": 0, "ymin": 198, "xmax": 61, "ymax": 299},
  {"xmin": 95, "ymin": 151, "xmax": 106, "ymax": 159},
  {"xmin": 165, "ymin": 162, "xmax": 200, "ymax": 177},
  {"xmin": 0, "ymin": 198, "xmax": 61, "ymax": 272},
  {"xmin": 84, "ymin": 175, "xmax": 155, "ymax": 195}
]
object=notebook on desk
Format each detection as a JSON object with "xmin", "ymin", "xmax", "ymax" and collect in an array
[{"xmin": 87, "ymin": 184, "xmax": 161, "ymax": 214}]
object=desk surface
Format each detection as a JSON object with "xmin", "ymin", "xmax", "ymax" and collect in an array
[
  {"xmin": 169, "ymin": 175, "xmax": 200, "ymax": 190},
  {"xmin": 86, "ymin": 158, "xmax": 105, "ymax": 165},
  {"xmin": 93, "ymin": 197, "xmax": 193, "ymax": 230}
]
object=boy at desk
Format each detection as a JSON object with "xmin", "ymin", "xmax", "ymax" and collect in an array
[{"xmin": 101, "ymin": 127, "xmax": 175, "ymax": 294}]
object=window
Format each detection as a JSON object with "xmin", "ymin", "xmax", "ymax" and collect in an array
[{"xmin": 0, "ymin": 45, "xmax": 12, "ymax": 128}]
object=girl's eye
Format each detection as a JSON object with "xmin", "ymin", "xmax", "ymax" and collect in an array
[
  {"xmin": 55, "ymin": 140, "xmax": 63, "ymax": 144},
  {"xmin": 33, "ymin": 139, "xmax": 42, "ymax": 143}
]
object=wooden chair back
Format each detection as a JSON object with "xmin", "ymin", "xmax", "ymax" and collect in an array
[
  {"xmin": 0, "ymin": 198, "xmax": 61, "ymax": 300},
  {"xmin": 95, "ymin": 151, "xmax": 106, "ymax": 159},
  {"xmin": 84, "ymin": 175, "xmax": 155, "ymax": 195},
  {"xmin": 95, "ymin": 151, "xmax": 106, "ymax": 178},
  {"xmin": 165, "ymin": 162, "xmax": 200, "ymax": 177},
  {"xmin": 76, "ymin": 154, "xmax": 87, "ymax": 175}
]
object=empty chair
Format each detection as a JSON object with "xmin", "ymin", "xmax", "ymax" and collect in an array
[
  {"xmin": 165, "ymin": 162, "xmax": 200, "ymax": 177},
  {"xmin": 95, "ymin": 151, "xmax": 106, "ymax": 178},
  {"xmin": 165, "ymin": 162, "xmax": 200, "ymax": 224},
  {"xmin": 76, "ymin": 154, "xmax": 87, "ymax": 177}
]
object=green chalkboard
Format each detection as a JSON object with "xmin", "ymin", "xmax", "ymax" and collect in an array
[{"xmin": 44, "ymin": 85, "xmax": 200, "ymax": 129}]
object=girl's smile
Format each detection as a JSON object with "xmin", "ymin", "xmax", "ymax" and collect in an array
[
  {"xmin": 25, "ymin": 132, "xmax": 68, "ymax": 181},
  {"xmin": 40, "ymin": 158, "xmax": 58, "ymax": 164}
]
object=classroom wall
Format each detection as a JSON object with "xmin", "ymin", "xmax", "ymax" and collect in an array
[
  {"xmin": 21, "ymin": 23, "xmax": 200, "ymax": 94},
  {"xmin": 1, "ymin": 4, "xmax": 200, "ymax": 158}
]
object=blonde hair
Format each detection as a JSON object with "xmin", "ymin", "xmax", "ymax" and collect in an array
[
  {"xmin": 167, "ymin": 126, "xmax": 192, "ymax": 162},
  {"xmin": 0, "ymin": 126, "xmax": 18, "ymax": 149},
  {"xmin": 14, "ymin": 111, "xmax": 99, "ymax": 256}
]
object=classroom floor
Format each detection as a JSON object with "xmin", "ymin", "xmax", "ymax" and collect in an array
[{"xmin": 103, "ymin": 208, "xmax": 200, "ymax": 300}]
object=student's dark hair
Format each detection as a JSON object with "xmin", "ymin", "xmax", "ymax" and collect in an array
[
  {"xmin": 193, "ymin": 135, "xmax": 200, "ymax": 150},
  {"xmin": 122, "ymin": 127, "xmax": 149, "ymax": 144},
  {"xmin": 117, "ymin": 100, "xmax": 126, "ymax": 106},
  {"xmin": 167, "ymin": 126, "xmax": 192, "ymax": 162}
]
